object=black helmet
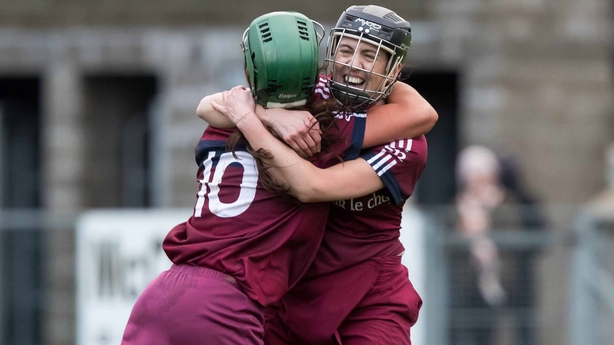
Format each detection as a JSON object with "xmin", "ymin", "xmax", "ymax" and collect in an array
[{"xmin": 325, "ymin": 5, "xmax": 411, "ymax": 109}]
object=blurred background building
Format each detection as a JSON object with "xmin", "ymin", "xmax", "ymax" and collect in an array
[{"xmin": 0, "ymin": 0, "xmax": 612, "ymax": 344}]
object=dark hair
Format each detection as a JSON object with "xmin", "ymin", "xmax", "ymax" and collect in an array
[
  {"xmin": 225, "ymin": 95, "xmax": 343, "ymax": 196},
  {"xmin": 398, "ymin": 64, "xmax": 414, "ymax": 83}
]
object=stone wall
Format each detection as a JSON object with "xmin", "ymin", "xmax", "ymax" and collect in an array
[
  {"xmin": 0, "ymin": 0, "xmax": 428, "ymax": 27},
  {"xmin": 0, "ymin": 1, "xmax": 611, "ymax": 344},
  {"xmin": 423, "ymin": 0, "xmax": 614, "ymax": 203}
]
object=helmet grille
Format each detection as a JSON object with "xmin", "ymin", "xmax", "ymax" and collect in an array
[
  {"xmin": 259, "ymin": 23, "xmax": 272, "ymax": 43},
  {"xmin": 296, "ymin": 20, "xmax": 310, "ymax": 41}
]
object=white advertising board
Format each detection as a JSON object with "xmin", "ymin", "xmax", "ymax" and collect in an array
[
  {"xmin": 76, "ymin": 209, "xmax": 191, "ymax": 345},
  {"xmin": 399, "ymin": 206, "xmax": 427, "ymax": 345}
]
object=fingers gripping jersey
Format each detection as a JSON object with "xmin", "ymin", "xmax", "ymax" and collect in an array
[{"xmin": 163, "ymin": 79, "xmax": 367, "ymax": 307}]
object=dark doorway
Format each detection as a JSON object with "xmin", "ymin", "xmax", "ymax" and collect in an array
[
  {"xmin": 82, "ymin": 75, "xmax": 157, "ymax": 208},
  {"xmin": 403, "ymin": 71, "xmax": 459, "ymax": 205},
  {"xmin": 0, "ymin": 77, "xmax": 42, "ymax": 345}
]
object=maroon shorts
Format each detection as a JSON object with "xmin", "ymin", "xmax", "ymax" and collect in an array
[
  {"xmin": 264, "ymin": 256, "xmax": 422, "ymax": 345},
  {"xmin": 121, "ymin": 264, "xmax": 264, "ymax": 345}
]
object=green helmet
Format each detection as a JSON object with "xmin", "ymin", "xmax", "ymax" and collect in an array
[{"xmin": 242, "ymin": 11, "xmax": 324, "ymax": 108}]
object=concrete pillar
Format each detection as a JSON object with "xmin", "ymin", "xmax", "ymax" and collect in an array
[{"xmin": 41, "ymin": 49, "xmax": 83, "ymax": 345}]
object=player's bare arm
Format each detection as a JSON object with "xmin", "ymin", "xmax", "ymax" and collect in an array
[
  {"xmin": 212, "ymin": 86, "xmax": 386, "ymax": 202},
  {"xmin": 196, "ymin": 92, "xmax": 235, "ymax": 128},
  {"xmin": 197, "ymin": 91, "xmax": 322, "ymax": 158},
  {"xmin": 199, "ymin": 83, "xmax": 435, "ymax": 159},
  {"xmin": 256, "ymin": 82, "xmax": 438, "ymax": 154},
  {"xmin": 254, "ymin": 105, "xmax": 322, "ymax": 158},
  {"xmin": 363, "ymin": 81, "xmax": 437, "ymax": 148}
]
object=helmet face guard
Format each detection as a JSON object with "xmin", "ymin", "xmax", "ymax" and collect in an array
[
  {"xmin": 241, "ymin": 11, "xmax": 324, "ymax": 108},
  {"xmin": 325, "ymin": 5, "xmax": 411, "ymax": 110}
]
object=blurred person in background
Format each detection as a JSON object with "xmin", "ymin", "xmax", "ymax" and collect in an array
[
  {"xmin": 453, "ymin": 145, "xmax": 545, "ymax": 345},
  {"xmin": 212, "ymin": 5, "xmax": 431, "ymax": 345}
]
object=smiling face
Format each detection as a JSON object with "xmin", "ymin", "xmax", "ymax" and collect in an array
[
  {"xmin": 331, "ymin": 36, "xmax": 393, "ymax": 98},
  {"xmin": 324, "ymin": 29, "xmax": 407, "ymax": 109}
]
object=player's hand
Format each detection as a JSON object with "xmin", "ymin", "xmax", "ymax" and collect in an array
[
  {"xmin": 211, "ymin": 85, "xmax": 256, "ymax": 125},
  {"xmin": 255, "ymin": 106, "xmax": 322, "ymax": 158}
]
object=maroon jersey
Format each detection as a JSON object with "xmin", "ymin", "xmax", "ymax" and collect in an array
[
  {"xmin": 163, "ymin": 78, "xmax": 367, "ymax": 307},
  {"xmin": 309, "ymin": 135, "xmax": 428, "ymax": 277},
  {"xmin": 272, "ymin": 136, "xmax": 428, "ymax": 343}
]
